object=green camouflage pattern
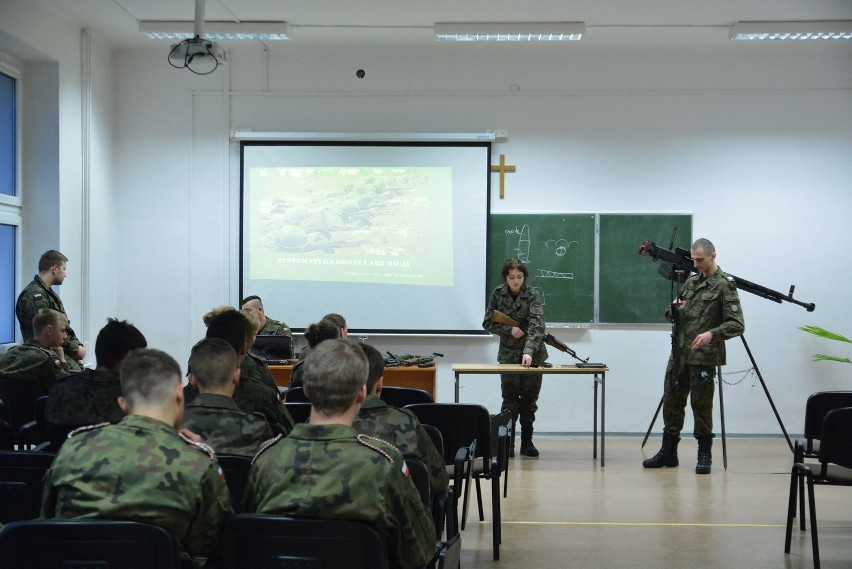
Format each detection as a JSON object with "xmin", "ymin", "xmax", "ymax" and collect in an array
[
  {"xmin": 41, "ymin": 414, "xmax": 232, "ymax": 566},
  {"xmin": 482, "ymin": 283, "xmax": 549, "ymax": 364},
  {"xmin": 500, "ymin": 372, "xmax": 543, "ymax": 433},
  {"xmin": 259, "ymin": 317, "xmax": 291, "ymax": 337},
  {"xmin": 353, "ymin": 395, "xmax": 449, "ymax": 498},
  {"xmin": 181, "ymin": 393, "xmax": 275, "ymax": 457},
  {"xmin": 662, "ymin": 267, "xmax": 745, "ymax": 438},
  {"xmin": 0, "ymin": 340, "xmax": 70, "ymax": 392},
  {"xmin": 46, "ymin": 368, "xmax": 124, "ymax": 427},
  {"xmin": 241, "ymin": 352, "xmax": 281, "ymax": 393},
  {"xmin": 15, "ymin": 275, "xmax": 84, "ymax": 371},
  {"xmin": 244, "ymin": 423, "xmax": 436, "ymax": 569},
  {"xmin": 287, "ymin": 359, "xmax": 305, "ymax": 390},
  {"xmin": 236, "ymin": 354, "xmax": 294, "ymax": 433}
]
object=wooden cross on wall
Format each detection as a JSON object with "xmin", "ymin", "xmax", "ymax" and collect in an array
[{"xmin": 490, "ymin": 154, "xmax": 516, "ymax": 199}]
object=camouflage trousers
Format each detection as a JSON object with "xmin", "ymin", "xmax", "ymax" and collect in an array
[
  {"xmin": 662, "ymin": 361, "xmax": 716, "ymax": 438},
  {"xmin": 500, "ymin": 372, "xmax": 543, "ymax": 434}
]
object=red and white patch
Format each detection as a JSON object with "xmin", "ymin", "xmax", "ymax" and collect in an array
[
  {"xmin": 401, "ymin": 461, "xmax": 409, "ymax": 478},
  {"xmin": 33, "ymin": 293, "xmax": 43, "ymax": 300}
]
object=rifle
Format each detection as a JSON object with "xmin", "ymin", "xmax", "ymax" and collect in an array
[
  {"xmin": 638, "ymin": 240, "xmax": 815, "ymax": 312},
  {"xmin": 385, "ymin": 351, "xmax": 444, "ymax": 368},
  {"xmin": 491, "ymin": 310, "xmax": 590, "ymax": 364}
]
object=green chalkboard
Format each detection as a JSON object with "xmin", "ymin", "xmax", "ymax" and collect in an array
[
  {"xmin": 598, "ymin": 214, "xmax": 692, "ymax": 324},
  {"xmin": 488, "ymin": 214, "xmax": 596, "ymax": 323}
]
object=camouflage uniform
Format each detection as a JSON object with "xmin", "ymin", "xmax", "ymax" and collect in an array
[
  {"xmin": 662, "ymin": 267, "xmax": 745, "ymax": 438},
  {"xmin": 46, "ymin": 368, "xmax": 124, "ymax": 428},
  {"xmin": 241, "ymin": 351, "xmax": 280, "ymax": 393},
  {"xmin": 259, "ymin": 317, "xmax": 291, "ymax": 337},
  {"xmin": 482, "ymin": 283, "xmax": 549, "ymax": 435},
  {"xmin": 181, "ymin": 392, "xmax": 275, "ymax": 457},
  {"xmin": 15, "ymin": 275, "xmax": 84, "ymax": 371},
  {"xmin": 237, "ymin": 355, "xmax": 294, "ymax": 434},
  {"xmin": 0, "ymin": 341, "xmax": 70, "ymax": 392},
  {"xmin": 244, "ymin": 423, "xmax": 436, "ymax": 569},
  {"xmin": 41, "ymin": 414, "xmax": 232, "ymax": 566},
  {"xmin": 288, "ymin": 359, "xmax": 305, "ymax": 390},
  {"xmin": 353, "ymin": 395, "xmax": 449, "ymax": 499}
]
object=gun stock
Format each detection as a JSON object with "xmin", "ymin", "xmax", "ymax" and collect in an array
[{"xmin": 492, "ymin": 310, "xmax": 521, "ymax": 329}]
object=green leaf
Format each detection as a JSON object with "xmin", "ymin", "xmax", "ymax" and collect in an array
[
  {"xmin": 799, "ymin": 325, "xmax": 852, "ymax": 344},
  {"xmin": 812, "ymin": 354, "xmax": 852, "ymax": 364}
]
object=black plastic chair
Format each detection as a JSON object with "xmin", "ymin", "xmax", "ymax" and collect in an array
[
  {"xmin": 422, "ymin": 423, "xmax": 444, "ymax": 457},
  {"xmin": 284, "ymin": 386, "xmax": 309, "ymax": 402},
  {"xmin": 436, "ymin": 532, "xmax": 462, "ymax": 569},
  {"xmin": 0, "ymin": 518, "xmax": 182, "ymax": 569},
  {"xmin": 218, "ymin": 453, "xmax": 253, "ymax": 513},
  {"xmin": 406, "ymin": 457, "xmax": 431, "ymax": 511},
  {"xmin": 221, "ymin": 514, "xmax": 390, "ymax": 569},
  {"xmin": 380, "ymin": 386, "xmax": 434, "ymax": 408},
  {"xmin": 0, "ymin": 450, "xmax": 56, "ymax": 524},
  {"xmin": 284, "ymin": 401, "xmax": 312, "ymax": 424},
  {"xmin": 0, "ymin": 399, "xmax": 13, "ymax": 450},
  {"xmin": 0, "ymin": 379, "xmax": 47, "ymax": 447},
  {"xmin": 785, "ymin": 406, "xmax": 852, "ymax": 569}
]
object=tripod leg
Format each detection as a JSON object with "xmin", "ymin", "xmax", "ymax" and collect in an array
[
  {"xmin": 740, "ymin": 336, "xmax": 794, "ymax": 453},
  {"xmin": 642, "ymin": 395, "xmax": 664, "ymax": 448},
  {"xmin": 717, "ymin": 366, "xmax": 728, "ymax": 471}
]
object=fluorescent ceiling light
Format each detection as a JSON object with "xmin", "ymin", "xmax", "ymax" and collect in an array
[
  {"xmin": 730, "ymin": 21, "xmax": 852, "ymax": 41},
  {"xmin": 435, "ymin": 22, "xmax": 585, "ymax": 42},
  {"xmin": 140, "ymin": 21, "xmax": 290, "ymax": 41}
]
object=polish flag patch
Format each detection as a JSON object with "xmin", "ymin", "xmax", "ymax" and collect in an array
[
  {"xmin": 33, "ymin": 293, "xmax": 43, "ymax": 300},
  {"xmin": 401, "ymin": 461, "xmax": 409, "ymax": 478}
]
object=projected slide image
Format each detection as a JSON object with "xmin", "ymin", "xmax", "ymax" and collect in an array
[{"xmin": 247, "ymin": 166, "xmax": 453, "ymax": 286}]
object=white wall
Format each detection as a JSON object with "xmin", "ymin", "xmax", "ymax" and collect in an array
[{"xmin": 3, "ymin": 3, "xmax": 851, "ymax": 434}]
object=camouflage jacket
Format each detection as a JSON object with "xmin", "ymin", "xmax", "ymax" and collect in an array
[
  {"xmin": 241, "ymin": 352, "xmax": 281, "ymax": 393},
  {"xmin": 46, "ymin": 368, "xmax": 124, "ymax": 427},
  {"xmin": 244, "ymin": 423, "xmax": 436, "ymax": 569},
  {"xmin": 181, "ymin": 393, "xmax": 275, "ymax": 457},
  {"xmin": 668, "ymin": 266, "xmax": 745, "ymax": 367},
  {"xmin": 0, "ymin": 341, "xmax": 70, "ymax": 392},
  {"xmin": 231, "ymin": 371, "xmax": 294, "ymax": 435},
  {"xmin": 259, "ymin": 317, "xmax": 291, "ymax": 337},
  {"xmin": 15, "ymin": 275, "xmax": 83, "ymax": 363},
  {"xmin": 482, "ymin": 283, "xmax": 549, "ymax": 365},
  {"xmin": 353, "ymin": 395, "xmax": 449, "ymax": 498},
  {"xmin": 41, "ymin": 414, "xmax": 232, "ymax": 565}
]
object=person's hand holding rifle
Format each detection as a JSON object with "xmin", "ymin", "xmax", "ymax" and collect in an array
[{"xmin": 491, "ymin": 310, "xmax": 590, "ymax": 364}]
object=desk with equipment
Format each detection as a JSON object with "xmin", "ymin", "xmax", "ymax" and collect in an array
[
  {"xmin": 451, "ymin": 363, "xmax": 609, "ymax": 466},
  {"xmin": 268, "ymin": 363, "xmax": 437, "ymax": 399}
]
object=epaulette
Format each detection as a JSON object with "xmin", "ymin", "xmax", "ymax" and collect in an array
[
  {"xmin": 356, "ymin": 434, "xmax": 401, "ymax": 464},
  {"xmin": 68, "ymin": 422, "xmax": 110, "ymax": 438},
  {"xmin": 179, "ymin": 432, "xmax": 217, "ymax": 461},
  {"xmin": 251, "ymin": 434, "xmax": 283, "ymax": 465}
]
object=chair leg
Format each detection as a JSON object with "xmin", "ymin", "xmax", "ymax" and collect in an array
[
  {"xmin": 475, "ymin": 477, "xmax": 485, "ymax": 522},
  {"xmin": 461, "ymin": 476, "xmax": 471, "ymax": 531},
  {"xmin": 492, "ymin": 467, "xmax": 501, "ymax": 560},
  {"xmin": 798, "ymin": 475, "xmax": 805, "ymax": 530},
  {"xmin": 805, "ymin": 475, "xmax": 820, "ymax": 569},
  {"xmin": 785, "ymin": 465, "xmax": 798, "ymax": 553}
]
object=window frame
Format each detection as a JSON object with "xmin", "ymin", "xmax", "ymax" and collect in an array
[{"xmin": 0, "ymin": 57, "xmax": 22, "ymax": 348}]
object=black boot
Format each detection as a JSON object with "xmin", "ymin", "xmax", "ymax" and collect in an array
[
  {"xmin": 643, "ymin": 432, "xmax": 680, "ymax": 468},
  {"xmin": 520, "ymin": 424, "xmax": 539, "ymax": 457},
  {"xmin": 696, "ymin": 436, "xmax": 712, "ymax": 474}
]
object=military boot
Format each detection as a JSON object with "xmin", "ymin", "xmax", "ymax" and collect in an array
[
  {"xmin": 520, "ymin": 425, "xmax": 539, "ymax": 457},
  {"xmin": 642, "ymin": 432, "xmax": 680, "ymax": 468},
  {"xmin": 696, "ymin": 436, "xmax": 712, "ymax": 474}
]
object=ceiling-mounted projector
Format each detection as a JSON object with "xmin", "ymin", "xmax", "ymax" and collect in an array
[{"xmin": 169, "ymin": 37, "xmax": 227, "ymax": 75}]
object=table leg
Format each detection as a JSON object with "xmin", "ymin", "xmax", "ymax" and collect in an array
[
  {"xmin": 454, "ymin": 371, "xmax": 460, "ymax": 403},
  {"xmin": 601, "ymin": 372, "xmax": 605, "ymax": 468},
  {"xmin": 593, "ymin": 373, "xmax": 598, "ymax": 460}
]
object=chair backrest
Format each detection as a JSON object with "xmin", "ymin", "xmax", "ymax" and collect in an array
[
  {"xmin": 804, "ymin": 391, "xmax": 852, "ymax": 452},
  {"xmin": 422, "ymin": 423, "xmax": 444, "ymax": 458},
  {"xmin": 33, "ymin": 396, "xmax": 50, "ymax": 444},
  {"xmin": 284, "ymin": 402, "xmax": 312, "ymax": 424},
  {"xmin": 405, "ymin": 457, "xmax": 431, "ymax": 510},
  {"xmin": 491, "ymin": 409, "xmax": 513, "ymax": 472},
  {"xmin": 221, "ymin": 514, "xmax": 390, "ymax": 569},
  {"xmin": 0, "ymin": 518, "xmax": 182, "ymax": 569},
  {"xmin": 284, "ymin": 386, "xmax": 309, "ymax": 403},
  {"xmin": 818, "ymin": 406, "xmax": 852, "ymax": 470},
  {"xmin": 0, "ymin": 379, "xmax": 46, "ymax": 432},
  {"xmin": 217, "ymin": 454, "xmax": 253, "ymax": 513},
  {"xmin": 437, "ymin": 533, "xmax": 462, "ymax": 569},
  {"xmin": 0, "ymin": 450, "xmax": 56, "ymax": 524},
  {"xmin": 379, "ymin": 386, "xmax": 434, "ymax": 408},
  {"xmin": 0, "ymin": 399, "xmax": 12, "ymax": 450},
  {"xmin": 405, "ymin": 403, "xmax": 492, "ymax": 466}
]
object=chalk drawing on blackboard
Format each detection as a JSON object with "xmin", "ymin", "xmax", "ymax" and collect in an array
[
  {"xmin": 503, "ymin": 224, "xmax": 531, "ymax": 262},
  {"xmin": 545, "ymin": 238, "xmax": 578, "ymax": 258},
  {"xmin": 537, "ymin": 269, "xmax": 574, "ymax": 280}
]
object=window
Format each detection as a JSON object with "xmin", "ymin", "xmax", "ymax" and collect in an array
[{"xmin": 0, "ymin": 60, "xmax": 21, "ymax": 344}]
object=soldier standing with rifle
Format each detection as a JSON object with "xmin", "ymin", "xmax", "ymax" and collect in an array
[
  {"xmin": 643, "ymin": 238, "xmax": 745, "ymax": 474},
  {"xmin": 483, "ymin": 258, "xmax": 549, "ymax": 457}
]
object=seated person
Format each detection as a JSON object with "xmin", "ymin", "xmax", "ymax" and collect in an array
[
  {"xmin": 297, "ymin": 312, "xmax": 347, "ymax": 360},
  {"xmin": 244, "ymin": 339, "xmax": 436, "ymax": 569},
  {"xmin": 186, "ymin": 307, "xmax": 294, "ymax": 434},
  {"xmin": 182, "ymin": 338, "xmax": 274, "ymax": 457},
  {"xmin": 240, "ymin": 295, "xmax": 291, "ymax": 337},
  {"xmin": 41, "ymin": 348, "xmax": 232, "ymax": 568},
  {"xmin": 0, "ymin": 308, "xmax": 70, "ymax": 392},
  {"xmin": 352, "ymin": 343, "xmax": 449, "ymax": 499},
  {"xmin": 241, "ymin": 309, "xmax": 284, "ymax": 394},
  {"xmin": 46, "ymin": 318, "xmax": 147, "ymax": 432},
  {"xmin": 288, "ymin": 320, "xmax": 340, "ymax": 390}
]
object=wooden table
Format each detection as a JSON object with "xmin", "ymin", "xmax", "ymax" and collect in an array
[
  {"xmin": 451, "ymin": 363, "xmax": 609, "ymax": 466},
  {"xmin": 268, "ymin": 363, "xmax": 437, "ymax": 399}
]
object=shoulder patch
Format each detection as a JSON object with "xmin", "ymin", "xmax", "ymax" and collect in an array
[
  {"xmin": 251, "ymin": 434, "xmax": 283, "ymax": 465},
  {"xmin": 32, "ymin": 293, "xmax": 43, "ymax": 300},
  {"xmin": 68, "ymin": 422, "xmax": 110, "ymax": 438},
  {"xmin": 178, "ymin": 432, "xmax": 217, "ymax": 461},
  {"xmin": 356, "ymin": 433, "xmax": 401, "ymax": 464}
]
